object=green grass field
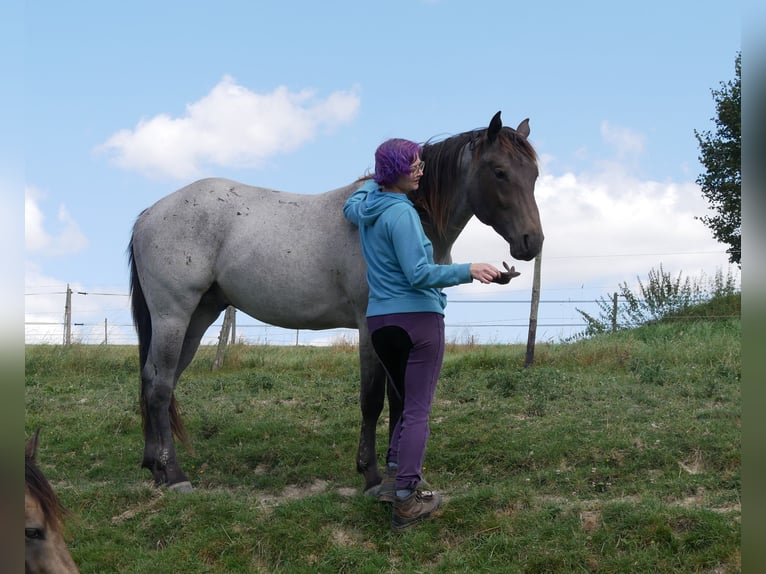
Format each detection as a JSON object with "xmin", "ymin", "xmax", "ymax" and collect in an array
[{"xmin": 25, "ymin": 317, "xmax": 740, "ymax": 573}]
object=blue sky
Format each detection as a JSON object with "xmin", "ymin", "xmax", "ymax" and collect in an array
[{"xmin": 20, "ymin": 1, "xmax": 742, "ymax": 345}]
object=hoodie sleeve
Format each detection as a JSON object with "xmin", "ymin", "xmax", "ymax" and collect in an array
[
  {"xmin": 389, "ymin": 207, "xmax": 472, "ymax": 288},
  {"xmin": 343, "ymin": 179, "xmax": 377, "ymax": 226}
]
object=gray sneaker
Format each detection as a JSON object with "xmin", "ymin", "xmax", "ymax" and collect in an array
[
  {"xmin": 392, "ymin": 489, "xmax": 443, "ymax": 531},
  {"xmin": 365, "ymin": 466, "xmax": 396, "ymax": 502}
]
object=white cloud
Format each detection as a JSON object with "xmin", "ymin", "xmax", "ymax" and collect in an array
[
  {"xmin": 25, "ymin": 185, "xmax": 88, "ymax": 255},
  {"xmin": 450, "ymin": 165, "xmax": 734, "ymax": 298},
  {"xmin": 600, "ymin": 120, "xmax": 646, "ymax": 158},
  {"xmin": 97, "ymin": 76, "xmax": 361, "ymax": 180}
]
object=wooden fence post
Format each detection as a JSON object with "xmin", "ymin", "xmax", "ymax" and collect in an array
[
  {"xmin": 213, "ymin": 306, "xmax": 236, "ymax": 370},
  {"xmin": 525, "ymin": 249, "xmax": 543, "ymax": 367},
  {"xmin": 611, "ymin": 292, "xmax": 618, "ymax": 332}
]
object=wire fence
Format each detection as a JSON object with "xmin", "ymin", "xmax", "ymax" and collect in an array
[
  {"xmin": 24, "ymin": 285, "xmax": 740, "ymax": 347},
  {"xmin": 25, "ymin": 248, "xmax": 740, "ymax": 346},
  {"xmin": 24, "ymin": 286, "xmax": 594, "ymax": 346}
]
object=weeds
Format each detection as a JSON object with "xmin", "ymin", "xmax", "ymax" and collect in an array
[{"xmin": 574, "ymin": 265, "xmax": 740, "ymax": 337}]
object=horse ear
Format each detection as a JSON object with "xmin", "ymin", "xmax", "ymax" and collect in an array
[
  {"xmin": 516, "ymin": 118, "xmax": 530, "ymax": 138},
  {"xmin": 26, "ymin": 428, "xmax": 41, "ymax": 461},
  {"xmin": 487, "ymin": 111, "xmax": 502, "ymax": 143}
]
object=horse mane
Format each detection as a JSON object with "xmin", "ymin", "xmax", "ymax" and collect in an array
[
  {"xmin": 26, "ymin": 433, "xmax": 66, "ymax": 532},
  {"xmin": 412, "ymin": 125, "xmax": 538, "ymax": 238}
]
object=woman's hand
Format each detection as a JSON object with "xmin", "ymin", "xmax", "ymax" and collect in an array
[{"xmin": 469, "ymin": 263, "xmax": 501, "ymax": 284}]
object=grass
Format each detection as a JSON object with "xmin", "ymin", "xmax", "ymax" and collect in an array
[{"xmin": 25, "ymin": 316, "xmax": 740, "ymax": 573}]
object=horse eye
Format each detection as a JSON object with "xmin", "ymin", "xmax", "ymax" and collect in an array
[
  {"xmin": 493, "ymin": 168, "xmax": 507, "ymax": 180},
  {"xmin": 26, "ymin": 527, "xmax": 45, "ymax": 540}
]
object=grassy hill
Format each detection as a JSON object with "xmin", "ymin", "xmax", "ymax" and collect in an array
[{"xmin": 25, "ymin": 313, "xmax": 740, "ymax": 572}]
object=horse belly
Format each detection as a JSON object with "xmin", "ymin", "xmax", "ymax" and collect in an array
[
  {"xmin": 219, "ymin": 271, "xmax": 360, "ymax": 330},
  {"xmin": 215, "ymin": 220, "xmax": 364, "ymax": 330}
]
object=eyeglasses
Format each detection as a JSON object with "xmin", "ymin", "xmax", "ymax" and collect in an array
[{"xmin": 409, "ymin": 160, "xmax": 425, "ymax": 176}]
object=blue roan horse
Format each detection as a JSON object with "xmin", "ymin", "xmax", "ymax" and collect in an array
[{"xmin": 128, "ymin": 111, "xmax": 544, "ymax": 493}]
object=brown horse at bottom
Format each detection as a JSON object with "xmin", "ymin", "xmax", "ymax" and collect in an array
[{"xmin": 25, "ymin": 430, "xmax": 79, "ymax": 574}]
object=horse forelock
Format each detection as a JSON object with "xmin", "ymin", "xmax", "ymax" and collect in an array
[
  {"xmin": 472, "ymin": 125, "xmax": 538, "ymax": 164},
  {"xmin": 415, "ymin": 126, "xmax": 537, "ymax": 237},
  {"xmin": 25, "ymin": 456, "xmax": 65, "ymax": 532}
]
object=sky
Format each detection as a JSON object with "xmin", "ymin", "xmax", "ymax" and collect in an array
[{"xmin": 19, "ymin": 0, "xmax": 743, "ymax": 346}]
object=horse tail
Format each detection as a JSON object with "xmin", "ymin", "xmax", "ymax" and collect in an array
[
  {"xmin": 128, "ymin": 234, "xmax": 191, "ymax": 451},
  {"xmin": 128, "ymin": 236, "xmax": 151, "ymax": 372}
]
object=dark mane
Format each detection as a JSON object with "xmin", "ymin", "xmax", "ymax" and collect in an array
[
  {"xmin": 26, "ymin": 436, "xmax": 66, "ymax": 532},
  {"xmin": 412, "ymin": 126, "xmax": 538, "ymax": 238}
]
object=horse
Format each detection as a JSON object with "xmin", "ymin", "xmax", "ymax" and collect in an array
[
  {"xmin": 128, "ymin": 111, "xmax": 544, "ymax": 494},
  {"xmin": 25, "ymin": 430, "xmax": 79, "ymax": 574}
]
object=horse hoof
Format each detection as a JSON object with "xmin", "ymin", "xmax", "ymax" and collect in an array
[{"xmin": 168, "ymin": 481, "xmax": 194, "ymax": 493}]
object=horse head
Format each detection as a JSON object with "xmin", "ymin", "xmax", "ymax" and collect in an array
[
  {"xmin": 463, "ymin": 111, "xmax": 544, "ymax": 261},
  {"xmin": 25, "ymin": 430, "xmax": 79, "ymax": 574}
]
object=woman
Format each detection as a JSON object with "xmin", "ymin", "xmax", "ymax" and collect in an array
[{"xmin": 343, "ymin": 138, "xmax": 511, "ymax": 530}]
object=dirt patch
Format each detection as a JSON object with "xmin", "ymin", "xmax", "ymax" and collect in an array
[
  {"xmin": 331, "ymin": 528, "xmax": 357, "ymax": 547},
  {"xmin": 580, "ymin": 510, "xmax": 601, "ymax": 533},
  {"xmin": 111, "ymin": 487, "xmax": 165, "ymax": 525},
  {"xmin": 678, "ymin": 449, "xmax": 705, "ymax": 475},
  {"xmin": 257, "ymin": 479, "xmax": 359, "ymax": 508}
]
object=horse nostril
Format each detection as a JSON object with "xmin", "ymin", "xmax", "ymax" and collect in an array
[{"xmin": 518, "ymin": 233, "xmax": 543, "ymax": 260}]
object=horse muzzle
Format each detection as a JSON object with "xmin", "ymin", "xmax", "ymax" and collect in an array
[{"xmin": 508, "ymin": 231, "xmax": 544, "ymax": 261}]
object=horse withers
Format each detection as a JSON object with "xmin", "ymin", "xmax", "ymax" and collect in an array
[
  {"xmin": 128, "ymin": 111, "xmax": 543, "ymax": 493},
  {"xmin": 25, "ymin": 430, "xmax": 79, "ymax": 574}
]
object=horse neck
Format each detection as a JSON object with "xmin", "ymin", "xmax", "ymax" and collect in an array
[
  {"xmin": 425, "ymin": 205, "xmax": 472, "ymax": 264},
  {"xmin": 421, "ymin": 145, "xmax": 474, "ymax": 264}
]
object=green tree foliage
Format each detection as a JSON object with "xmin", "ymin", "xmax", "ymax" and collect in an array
[
  {"xmin": 695, "ymin": 52, "xmax": 741, "ymax": 266},
  {"xmin": 574, "ymin": 265, "xmax": 739, "ymax": 337}
]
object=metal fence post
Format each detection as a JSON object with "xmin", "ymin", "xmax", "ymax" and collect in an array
[{"xmin": 63, "ymin": 285, "xmax": 72, "ymax": 346}]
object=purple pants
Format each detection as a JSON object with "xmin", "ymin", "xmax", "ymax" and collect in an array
[{"xmin": 367, "ymin": 312, "xmax": 445, "ymax": 491}]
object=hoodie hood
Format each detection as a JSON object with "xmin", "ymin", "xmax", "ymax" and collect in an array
[
  {"xmin": 342, "ymin": 177, "xmax": 473, "ymax": 318},
  {"xmin": 356, "ymin": 180, "xmax": 413, "ymax": 226}
]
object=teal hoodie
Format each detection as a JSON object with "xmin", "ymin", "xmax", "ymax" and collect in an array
[{"xmin": 343, "ymin": 179, "xmax": 472, "ymax": 317}]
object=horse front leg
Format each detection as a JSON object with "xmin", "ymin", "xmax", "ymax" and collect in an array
[{"xmin": 356, "ymin": 334, "xmax": 387, "ymax": 493}]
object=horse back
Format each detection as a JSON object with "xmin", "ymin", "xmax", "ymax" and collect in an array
[{"xmin": 131, "ymin": 178, "xmax": 369, "ymax": 329}]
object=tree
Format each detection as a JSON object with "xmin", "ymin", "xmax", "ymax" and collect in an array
[{"xmin": 695, "ymin": 52, "xmax": 741, "ymax": 266}]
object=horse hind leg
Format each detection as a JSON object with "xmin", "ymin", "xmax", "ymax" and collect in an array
[
  {"xmin": 140, "ymin": 299, "xmax": 214, "ymax": 490},
  {"xmin": 140, "ymin": 326, "xmax": 188, "ymax": 489},
  {"xmin": 145, "ymin": 294, "xmax": 227, "ymax": 492}
]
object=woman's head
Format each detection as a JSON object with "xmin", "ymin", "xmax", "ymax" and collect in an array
[{"xmin": 373, "ymin": 138, "xmax": 423, "ymax": 187}]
